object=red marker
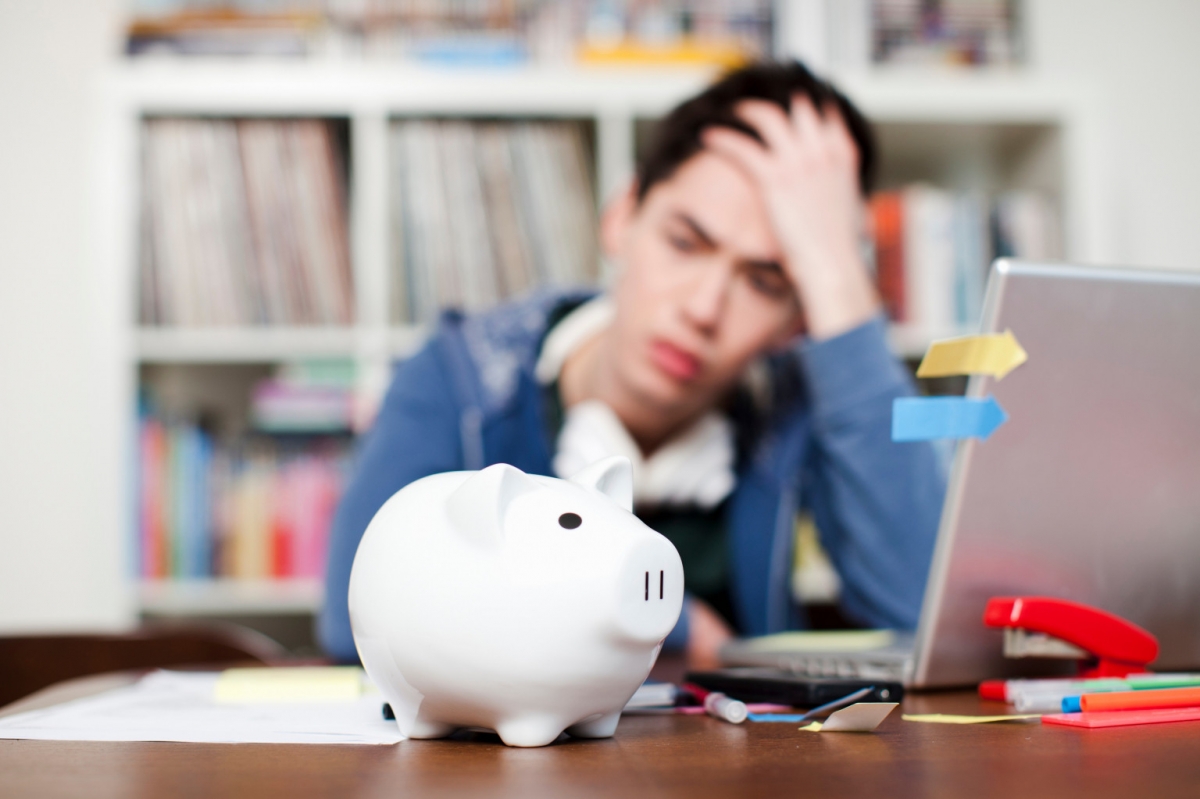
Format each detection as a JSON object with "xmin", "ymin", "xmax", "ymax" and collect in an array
[{"xmin": 1078, "ymin": 685, "xmax": 1200, "ymax": 713}]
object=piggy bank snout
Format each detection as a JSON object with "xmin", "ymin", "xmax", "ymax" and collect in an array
[{"xmin": 612, "ymin": 537, "xmax": 684, "ymax": 645}]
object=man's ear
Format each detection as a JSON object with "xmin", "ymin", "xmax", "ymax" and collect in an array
[{"xmin": 599, "ymin": 180, "xmax": 638, "ymax": 261}]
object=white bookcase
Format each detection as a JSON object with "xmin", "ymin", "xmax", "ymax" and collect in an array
[{"xmin": 94, "ymin": 55, "xmax": 1110, "ymax": 621}]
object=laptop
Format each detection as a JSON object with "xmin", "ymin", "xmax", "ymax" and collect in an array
[{"xmin": 721, "ymin": 259, "xmax": 1200, "ymax": 688}]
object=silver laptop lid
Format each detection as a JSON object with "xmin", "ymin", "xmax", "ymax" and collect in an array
[{"xmin": 911, "ymin": 260, "xmax": 1200, "ymax": 688}]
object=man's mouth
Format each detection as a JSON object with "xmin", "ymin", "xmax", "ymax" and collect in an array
[{"xmin": 649, "ymin": 339, "xmax": 702, "ymax": 381}]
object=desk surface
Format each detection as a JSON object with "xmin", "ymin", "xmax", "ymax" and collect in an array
[{"xmin": 3, "ymin": 688, "xmax": 1199, "ymax": 798}]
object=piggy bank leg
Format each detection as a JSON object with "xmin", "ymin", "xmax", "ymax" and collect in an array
[
  {"xmin": 495, "ymin": 716, "xmax": 567, "ymax": 748},
  {"xmin": 408, "ymin": 715, "xmax": 456, "ymax": 739},
  {"xmin": 566, "ymin": 711, "xmax": 621, "ymax": 739}
]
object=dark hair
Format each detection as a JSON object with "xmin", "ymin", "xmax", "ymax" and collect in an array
[{"xmin": 635, "ymin": 60, "xmax": 877, "ymax": 203}]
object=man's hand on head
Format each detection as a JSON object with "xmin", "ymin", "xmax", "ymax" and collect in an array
[{"xmin": 701, "ymin": 96, "xmax": 881, "ymax": 341}]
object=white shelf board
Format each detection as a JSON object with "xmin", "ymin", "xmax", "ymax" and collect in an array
[
  {"xmin": 108, "ymin": 60, "xmax": 1084, "ymax": 125},
  {"xmin": 836, "ymin": 71, "xmax": 1083, "ymax": 124},
  {"xmin": 136, "ymin": 326, "xmax": 359, "ymax": 362},
  {"xmin": 388, "ymin": 325, "xmax": 429, "ymax": 359},
  {"xmin": 134, "ymin": 322, "xmax": 958, "ymax": 362},
  {"xmin": 139, "ymin": 578, "xmax": 323, "ymax": 615},
  {"xmin": 109, "ymin": 60, "xmax": 718, "ymax": 117}
]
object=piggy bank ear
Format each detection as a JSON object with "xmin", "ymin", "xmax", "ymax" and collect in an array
[
  {"xmin": 568, "ymin": 456, "xmax": 633, "ymax": 512},
  {"xmin": 447, "ymin": 463, "xmax": 540, "ymax": 547}
]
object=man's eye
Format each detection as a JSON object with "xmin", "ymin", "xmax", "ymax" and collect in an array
[
  {"xmin": 667, "ymin": 234, "xmax": 699, "ymax": 253},
  {"xmin": 747, "ymin": 270, "xmax": 791, "ymax": 299}
]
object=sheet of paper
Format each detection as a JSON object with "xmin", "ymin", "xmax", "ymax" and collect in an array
[
  {"xmin": 0, "ymin": 670, "xmax": 403, "ymax": 745},
  {"xmin": 815, "ymin": 702, "xmax": 897, "ymax": 732},
  {"xmin": 902, "ymin": 713, "xmax": 1041, "ymax": 724},
  {"xmin": 623, "ymin": 681, "xmax": 677, "ymax": 709},
  {"xmin": 214, "ymin": 666, "xmax": 367, "ymax": 703}
]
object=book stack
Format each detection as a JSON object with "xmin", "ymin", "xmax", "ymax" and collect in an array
[
  {"xmin": 125, "ymin": 0, "xmax": 774, "ymax": 66},
  {"xmin": 390, "ymin": 120, "xmax": 599, "ymax": 324},
  {"xmin": 869, "ymin": 186, "xmax": 1060, "ymax": 330},
  {"xmin": 872, "ymin": 0, "xmax": 1021, "ymax": 67},
  {"xmin": 139, "ymin": 118, "xmax": 354, "ymax": 327},
  {"xmin": 251, "ymin": 361, "xmax": 357, "ymax": 434},
  {"xmin": 138, "ymin": 418, "xmax": 348, "ymax": 581}
]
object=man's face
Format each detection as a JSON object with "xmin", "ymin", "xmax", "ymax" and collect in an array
[{"xmin": 602, "ymin": 150, "xmax": 803, "ymax": 417}]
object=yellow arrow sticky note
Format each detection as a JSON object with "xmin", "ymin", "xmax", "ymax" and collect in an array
[
  {"xmin": 214, "ymin": 667, "xmax": 365, "ymax": 704},
  {"xmin": 902, "ymin": 714, "xmax": 1041, "ymax": 724},
  {"xmin": 916, "ymin": 330, "xmax": 1028, "ymax": 380}
]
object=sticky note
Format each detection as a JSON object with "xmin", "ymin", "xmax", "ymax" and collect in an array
[
  {"xmin": 917, "ymin": 330, "xmax": 1028, "ymax": 380},
  {"xmin": 741, "ymin": 629, "xmax": 895, "ymax": 654},
  {"xmin": 902, "ymin": 713, "xmax": 1041, "ymax": 724},
  {"xmin": 892, "ymin": 396, "xmax": 1008, "ymax": 442},
  {"xmin": 1042, "ymin": 707, "xmax": 1200, "ymax": 729},
  {"xmin": 800, "ymin": 703, "xmax": 897, "ymax": 733},
  {"xmin": 214, "ymin": 667, "xmax": 365, "ymax": 704}
]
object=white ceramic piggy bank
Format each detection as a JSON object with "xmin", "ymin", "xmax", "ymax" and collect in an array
[{"xmin": 348, "ymin": 456, "xmax": 684, "ymax": 747}]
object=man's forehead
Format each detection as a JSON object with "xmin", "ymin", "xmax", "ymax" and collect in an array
[{"xmin": 645, "ymin": 152, "xmax": 782, "ymax": 260}]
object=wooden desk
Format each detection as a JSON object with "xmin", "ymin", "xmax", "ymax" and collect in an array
[{"xmin": 2, "ymin": 687, "xmax": 1199, "ymax": 798}]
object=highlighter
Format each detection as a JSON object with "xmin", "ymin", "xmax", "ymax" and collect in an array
[{"xmin": 703, "ymin": 692, "xmax": 748, "ymax": 724}]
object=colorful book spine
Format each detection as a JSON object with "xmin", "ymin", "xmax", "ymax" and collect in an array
[
  {"xmin": 868, "ymin": 186, "xmax": 1060, "ymax": 331},
  {"xmin": 137, "ymin": 416, "xmax": 346, "ymax": 582}
]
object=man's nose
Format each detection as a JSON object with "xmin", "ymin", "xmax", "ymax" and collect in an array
[{"xmin": 679, "ymin": 262, "xmax": 732, "ymax": 335}]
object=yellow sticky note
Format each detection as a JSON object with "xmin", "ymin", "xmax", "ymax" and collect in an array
[
  {"xmin": 214, "ymin": 667, "xmax": 365, "ymax": 704},
  {"xmin": 902, "ymin": 713, "xmax": 1041, "ymax": 724},
  {"xmin": 800, "ymin": 721, "xmax": 823, "ymax": 732},
  {"xmin": 916, "ymin": 330, "xmax": 1028, "ymax": 380},
  {"xmin": 742, "ymin": 629, "xmax": 895, "ymax": 655}
]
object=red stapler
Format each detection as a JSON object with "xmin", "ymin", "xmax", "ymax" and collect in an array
[{"xmin": 980, "ymin": 596, "xmax": 1159, "ymax": 697}]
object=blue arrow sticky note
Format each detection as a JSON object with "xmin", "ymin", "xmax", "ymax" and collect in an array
[{"xmin": 892, "ymin": 396, "xmax": 1008, "ymax": 442}]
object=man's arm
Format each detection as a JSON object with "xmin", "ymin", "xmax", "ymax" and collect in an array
[
  {"xmin": 702, "ymin": 93, "xmax": 942, "ymax": 626},
  {"xmin": 798, "ymin": 317, "xmax": 944, "ymax": 628},
  {"xmin": 318, "ymin": 342, "xmax": 464, "ymax": 662}
]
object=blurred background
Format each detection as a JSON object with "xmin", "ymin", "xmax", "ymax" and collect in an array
[{"xmin": 0, "ymin": 0, "xmax": 1197, "ymax": 655}]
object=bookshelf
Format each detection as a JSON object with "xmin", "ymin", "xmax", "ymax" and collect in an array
[{"xmin": 97, "ymin": 49, "xmax": 1108, "ymax": 628}]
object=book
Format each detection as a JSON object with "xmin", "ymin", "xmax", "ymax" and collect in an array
[
  {"xmin": 389, "ymin": 119, "xmax": 599, "ymax": 324},
  {"xmin": 140, "ymin": 118, "xmax": 353, "ymax": 327},
  {"xmin": 125, "ymin": 1, "xmax": 774, "ymax": 66},
  {"xmin": 869, "ymin": 185, "xmax": 1060, "ymax": 331},
  {"xmin": 137, "ymin": 413, "xmax": 349, "ymax": 582}
]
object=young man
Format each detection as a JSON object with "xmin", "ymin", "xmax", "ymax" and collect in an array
[{"xmin": 319, "ymin": 62, "xmax": 944, "ymax": 668}]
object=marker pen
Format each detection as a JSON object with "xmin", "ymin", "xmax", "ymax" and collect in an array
[{"xmin": 703, "ymin": 692, "xmax": 748, "ymax": 724}]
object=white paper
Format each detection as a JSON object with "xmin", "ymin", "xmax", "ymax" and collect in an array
[
  {"xmin": 623, "ymin": 681, "xmax": 677, "ymax": 710},
  {"xmin": 819, "ymin": 702, "xmax": 898, "ymax": 732},
  {"xmin": 0, "ymin": 671, "xmax": 403, "ymax": 745}
]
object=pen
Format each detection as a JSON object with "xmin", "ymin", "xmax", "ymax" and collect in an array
[
  {"xmin": 983, "ymin": 674, "xmax": 1200, "ymax": 709},
  {"xmin": 745, "ymin": 686, "xmax": 875, "ymax": 723},
  {"xmin": 703, "ymin": 692, "xmax": 749, "ymax": 724},
  {"xmin": 1062, "ymin": 685, "xmax": 1200, "ymax": 714}
]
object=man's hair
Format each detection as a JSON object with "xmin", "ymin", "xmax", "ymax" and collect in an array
[{"xmin": 635, "ymin": 60, "xmax": 877, "ymax": 203}]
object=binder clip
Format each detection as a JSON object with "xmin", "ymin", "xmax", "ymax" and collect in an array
[{"xmin": 983, "ymin": 596, "xmax": 1159, "ymax": 680}]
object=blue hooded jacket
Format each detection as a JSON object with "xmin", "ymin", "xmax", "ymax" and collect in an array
[{"xmin": 319, "ymin": 288, "xmax": 945, "ymax": 662}]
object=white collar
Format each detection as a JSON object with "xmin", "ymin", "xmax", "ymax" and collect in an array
[
  {"xmin": 536, "ymin": 296, "xmax": 735, "ymax": 510},
  {"xmin": 534, "ymin": 296, "xmax": 615, "ymax": 385}
]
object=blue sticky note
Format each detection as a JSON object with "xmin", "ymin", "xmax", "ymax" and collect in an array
[
  {"xmin": 892, "ymin": 396, "xmax": 1008, "ymax": 442},
  {"xmin": 747, "ymin": 713, "xmax": 812, "ymax": 723}
]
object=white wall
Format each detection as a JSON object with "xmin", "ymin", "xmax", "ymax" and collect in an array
[
  {"xmin": 0, "ymin": 0, "xmax": 1196, "ymax": 633},
  {"xmin": 0, "ymin": 0, "xmax": 134, "ymax": 631},
  {"xmin": 1028, "ymin": 0, "xmax": 1200, "ymax": 271}
]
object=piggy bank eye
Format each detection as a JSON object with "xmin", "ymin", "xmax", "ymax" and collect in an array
[{"xmin": 558, "ymin": 512, "xmax": 582, "ymax": 529}]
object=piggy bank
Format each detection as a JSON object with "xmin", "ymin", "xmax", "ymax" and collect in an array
[{"xmin": 348, "ymin": 456, "xmax": 684, "ymax": 747}]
